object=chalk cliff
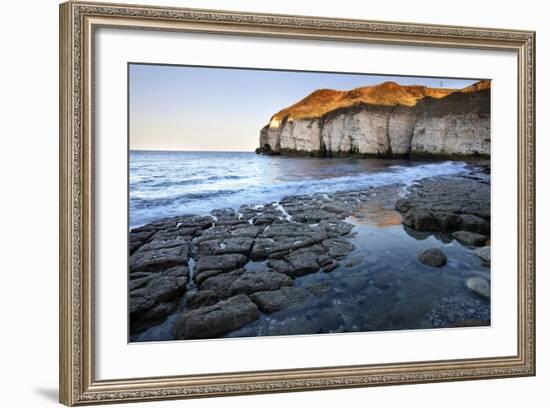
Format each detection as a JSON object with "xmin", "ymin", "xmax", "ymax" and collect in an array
[{"xmin": 257, "ymin": 80, "xmax": 490, "ymax": 157}]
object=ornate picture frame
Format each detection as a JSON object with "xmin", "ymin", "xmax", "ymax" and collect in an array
[{"xmin": 59, "ymin": 1, "xmax": 535, "ymax": 405}]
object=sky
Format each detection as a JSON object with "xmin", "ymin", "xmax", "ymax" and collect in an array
[{"xmin": 129, "ymin": 64, "xmax": 479, "ymax": 152}]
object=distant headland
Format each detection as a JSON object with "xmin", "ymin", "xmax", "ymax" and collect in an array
[{"xmin": 257, "ymin": 80, "xmax": 491, "ymax": 158}]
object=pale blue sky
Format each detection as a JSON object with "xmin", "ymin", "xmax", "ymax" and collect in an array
[{"xmin": 129, "ymin": 64, "xmax": 479, "ymax": 152}]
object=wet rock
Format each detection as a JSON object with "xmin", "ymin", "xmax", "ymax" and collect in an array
[
  {"xmin": 321, "ymin": 238, "xmax": 355, "ymax": 259},
  {"xmin": 318, "ymin": 255, "xmax": 333, "ymax": 267},
  {"xmin": 129, "ymin": 245, "xmax": 188, "ymax": 272},
  {"xmin": 417, "ymin": 248, "xmax": 447, "ymax": 267},
  {"xmin": 403, "ymin": 226, "xmax": 432, "ymax": 240},
  {"xmin": 195, "ymin": 237, "xmax": 254, "ymax": 257},
  {"xmin": 280, "ymin": 197, "xmax": 343, "ymax": 224},
  {"xmin": 129, "ymin": 276, "xmax": 151, "ymax": 291},
  {"xmin": 250, "ymin": 287, "xmax": 308, "ymax": 313},
  {"xmin": 459, "ymin": 214, "xmax": 490, "ymax": 235},
  {"xmin": 129, "ymin": 267, "xmax": 189, "ymax": 332},
  {"xmin": 199, "ymin": 269, "xmax": 244, "ymax": 295},
  {"xmin": 452, "ymin": 231, "xmax": 488, "ymax": 246},
  {"xmin": 129, "ymin": 241, "xmax": 144, "ymax": 254},
  {"xmin": 195, "ymin": 224, "xmax": 263, "ymax": 246},
  {"xmin": 252, "ymin": 213, "xmax": 280, "ymax": 225},
  {"xmin": 133, "ymin": 303, "xmax": 174, "ymax": 331},
  {"xmin": 395, "ymin": 198, "xmax": 412, "ymax": 213},
  {"xmin": 130, "ymin": 229, "xmax": 156, "ymax": 242},
  {"xmin": 228, "ymin": 269, "xmax": 293, "ymax": 296},
  {"xmin": 321, "ymin": 220, "xmax": 354, "ymax": 237},
  {"xmin": 173, "ymin": 294, "xmax": 260, "ymax": 339},
  {"xmin": 230, "ymin": 224, "xmax": 265, "ymax": 238},
  {"xmin": 129, "ymin": 271, "xmax": 154, "ymax": 280},
  {"xmin": 321, "ymin": 202, "xmax": 349, "ymax": 215},
  {"xmin": 465, "ymin": 277, "xmax": 490, "ymax": 298},
  {"xmin": 137, "ymin": 234, "xmax": 191, "ymax": 253},
  {"xmin": 211, "ymin": 209, "xmax": 248, "ymax": 227},
  {"xmin": 175, "ymin": 215, "xmax": 214, "ymax": 230},
  {"xmin": 195, "ymin": 254, "xmax": 248, "ymax": 274},
  {"xmin": 401, "ymin": 208, "xmax": 440, "ymax": 231},
  {"xmin": 194, "ymin": 269, "xmax": 225, "ymax": 285},
  {"xmin": 264, "ymin": 222, "xmax": 327, "ymax": 240},
  {"xmin": 194, "ymin": 226, "xmax": 232, "ymax": 244},
  {"xmin": 284, "ymin": 250, "xmax": 321, "ymax": 276},
  {"xmin": 473, "ymin": 246, "xmax": 491, "ymax": 265},
  {"xmin": 129, "ymin": 229, "xmax": 156, "ymax": 253},
  {"xmin": 396, "ymin": 176, "xmax": 490, "ymax": 233},
  {"xmin": 186, "ymin": 289, "xmax": 221, "ymax": 309},
  {"xmin": 435, "ymin": 212, "xmax": 461, "ymax": 231},
  {"xmin": 250, "ymin": 222, "xmax": 327, "ymax": 260},
  {"xmin": 266, "ymin": 258, "xmax": 295, "ymax": 276}
]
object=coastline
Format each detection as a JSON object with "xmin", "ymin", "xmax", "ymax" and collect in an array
[{"xmin": 129, "ymin": 162, "xmax": 491, "ymax": 342}]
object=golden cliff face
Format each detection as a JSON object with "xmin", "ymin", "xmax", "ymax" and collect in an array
[
  {"xmin": 258, "ymin": 79, "xmax": 491, "ymax": 158},
  {"xmin": 270, "ymin": 80, "xmax": 491, "ymax": 123}
]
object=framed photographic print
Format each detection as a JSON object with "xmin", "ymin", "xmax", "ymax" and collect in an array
[{"xmin": 59, "ymin": 1, "xmax": 536, "ymax": 405}]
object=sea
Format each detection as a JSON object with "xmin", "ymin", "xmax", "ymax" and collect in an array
[
  {"xmin": 130, "ymin": 150, "xmax": 491, "ymax": 341},
  {"xmin": 129, "ymin": 150, "xmax": 470, "ymax": 228}
]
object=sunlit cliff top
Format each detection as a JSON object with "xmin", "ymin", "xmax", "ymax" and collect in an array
[{"xmin": 270, "ymin": 79, "xmax": 491, "ymax": 123}]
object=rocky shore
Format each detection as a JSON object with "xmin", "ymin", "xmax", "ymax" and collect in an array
[{"xmin": 129, "ymin": 163, "xmax": 491, "ymax": 341}]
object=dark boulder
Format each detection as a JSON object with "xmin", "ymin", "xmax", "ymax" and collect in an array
[
  {"xmin": 417, "ymin": 248, "xmax": 447, "ymax": 267},
  {"xmin": 452, "ymin": 231, "xmax": 488, "ymax": 246},
  {"xmin": 250, "ymin": 287, "xmax": 308, "ymax": 314},
  {"xmin": 173, "ymin": 294, "xmax": 260, "ymax": 339}
]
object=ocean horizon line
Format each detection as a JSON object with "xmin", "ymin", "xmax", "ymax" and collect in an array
[{"xmin": 130, "ymin": 149, "xmax": 255, "ymax": 153}]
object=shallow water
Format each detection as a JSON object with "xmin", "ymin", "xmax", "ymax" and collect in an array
[
  {"xmin": 224, "ymin": 210, "xmax": 490, "ymax": 338},
  {"xmin": 133, "ymin": 201, "xmax": 490, "ymax": 342},
  {"xmin": 130, "ymin": 151, "xmax": 469, "ymax": 228}
]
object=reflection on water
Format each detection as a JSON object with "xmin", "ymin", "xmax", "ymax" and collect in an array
[
  {"xmin": 353, "ymin": 202, "xmax": 404, "ymax": 228},
  {"xmin": 226, "ymin": 209, "xmax": 490, "ymax": 338}
]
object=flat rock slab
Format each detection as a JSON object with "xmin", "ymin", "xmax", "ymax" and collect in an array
[
  {"xmin": 284, "ymin": 250, "xmax": 321, "ymax": 277},
  {"xmin": 198, "ymin": 269, "xmax": 244, "ymax": 296},
  {"xmin": 250, "ymin": 222, "xmax": 331, "ymax": 260},
  {"xmin": 195, "ymin": 224, "xmax": 262, "ymax": 243},
  {"xmin": 195, "ymin": 237, "xmax": 255, "ymax": 257},
  {"xmin": 321, "ymin": 238, "xmax": 355, "ymax": 259},
  {"xmin": 137, "ymin": 234, "xmax": 191, "ymax": 253},
  {"xmin": 228, "ymin": 270, "xmax": 293, "ymax": 296},
  {"xmin": 129, "ymin": 266, "xmax": 189, "ymax": 333},
  {"xmin": 195, "ymin": 254, "xmax": 248, "ymax": 274},
  {"xmin": 129, "ymin": 245, "xmax": 188, "ymax": 272},
  {"xmin": 417, "ymin": 248, "xmax": 447, "ymax": 267},
  {"xmin": 395, "ymin": 176, "xmax": 490, "ymax": 234},
  {"xmin": 452, "ymin": 231, "xmax": 488, "ymax": 247},
  {"xmin": 250, "ymin": 287, "xmax": 308, "ymax": 314},
  {"xmin": 173, "ymin": 294, "xmax": 260, "ymax": 339}
]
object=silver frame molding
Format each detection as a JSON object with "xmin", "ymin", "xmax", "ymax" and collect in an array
[{"xmin": 59, "ymin": 1, "xmax": 536, "ymax": 405}]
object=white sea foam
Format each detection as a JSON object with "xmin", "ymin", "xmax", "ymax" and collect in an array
[{"xmin": 129, "ymin": 151, "xmax": 469, "ymax": 228}]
